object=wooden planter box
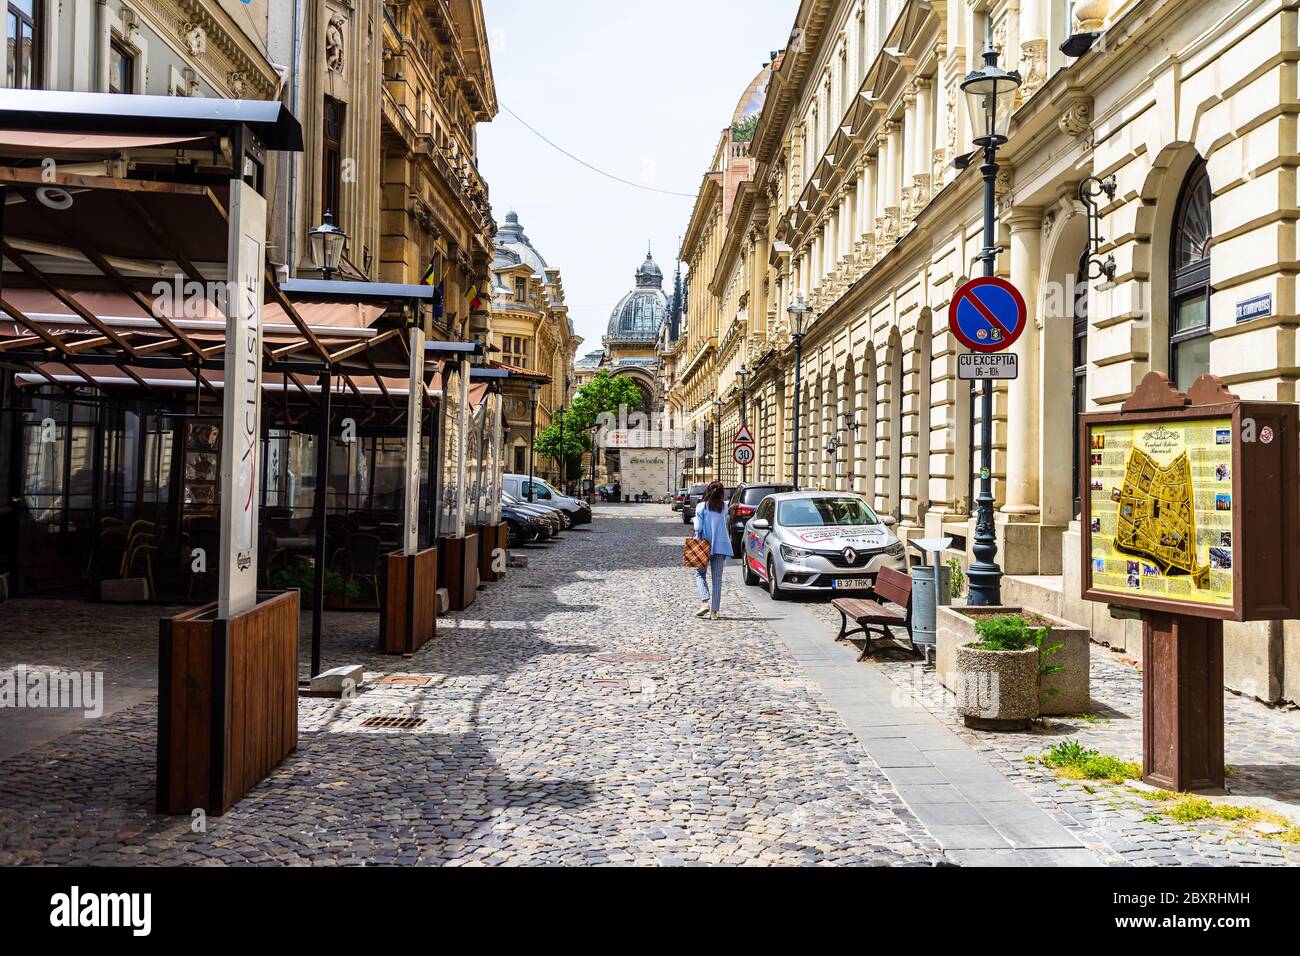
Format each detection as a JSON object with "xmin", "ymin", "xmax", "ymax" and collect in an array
[
  {"xmin": 438, "ymin": 533, "xmax": 479, "ymax": 611},
  {"xmin": 937, "ymin": 605, "xmax": 1090, "ymax": 715},
  {"xmin": 476, "ymin": 521, "xmax": 508, "ymax": 583},
  {"xmin": 157, "ymin": 590, "xmax": 298, "ymax": 815},
  {"xmin": 379, "ymin": 547, "xmax": 438, "ymax": 654}
]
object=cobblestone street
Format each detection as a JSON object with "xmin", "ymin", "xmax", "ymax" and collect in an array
[
  {"xmin": 3, "ymin": 503, "xmax": 1299, "ymax": 866},
  {"xmin": 0, "ymin": 504, "xmax": 940, "ymax": 866}
]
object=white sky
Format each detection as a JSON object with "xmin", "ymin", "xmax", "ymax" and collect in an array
[{"xmin": 477, "ymin": 0, "xmax": 796, "ymax": 354}]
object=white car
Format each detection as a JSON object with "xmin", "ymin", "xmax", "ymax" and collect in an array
[
  {"xmin": 742, "ymin": 491, "xmax": 906, "ymax": 600},
  {"xmin": 501, "ymin": 474, "xmax": 592, "ymax": 527}
]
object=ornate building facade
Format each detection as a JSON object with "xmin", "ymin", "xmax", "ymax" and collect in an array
[
  {"xmin": 377, "ymin": 1, "xmax": 497, "ymax": 341},
  {"xmin": 676, "ymin": 0, "xmax": 1300, "ymax": 705},
  {"xmin": 489, "ymin": 211, "xmax": 580, "ymax": 483}
]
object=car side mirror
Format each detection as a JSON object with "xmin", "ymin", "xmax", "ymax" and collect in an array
[
  {"xmin": 751, "ymin": 518, "xmax": 770, "ymax": 531},
  {"xmin": 881, "ymin": 514, "xmax": 897, "ymax": 526}
]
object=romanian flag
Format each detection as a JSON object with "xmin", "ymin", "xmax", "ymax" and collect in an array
[
  {"xmin": 467, "ymin": 282, "xmax": 482, "ymax": 310},
  {"xmin": 421, "ymin": 259, "xmax": 437, "ymax": 285}
]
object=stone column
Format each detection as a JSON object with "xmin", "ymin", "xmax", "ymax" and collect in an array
[
  {"xmin": 995, "ymin": 210, "xmax": 1043, "ymax": 575},
  {"xmin": 1003, "ymin": 210, "xmax": 1042, "ymax": 514},
  {"xmin": 889, "ymin": 120, "xmax": 904, "ymax": 235},
  {"xmin": 902, "ymin": 89, "xmax": 917, "ymax": 218},
  {"xmin": 914, "ymin": 77, "xmax": 933, "ymax": 211},
  {"xmin": 1020, "ymin": 0, "xmax": 1048, "ymax": 99},
  {"xmin": 860, "ymin": 154, "xmax": 877, "ymax": 258}
]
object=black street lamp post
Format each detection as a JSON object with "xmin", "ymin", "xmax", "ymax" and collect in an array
[
  {"xmin": 787, "ymin": 295, "xmax": 809, "ymax": 490},
  {"xmin": 712, "ymin": 398, "xmax": 723, "ymax": 482},
  {"xmin": 526, "ymin": 380, "xmax": 540, "ymax": 502},
  {"xmin": 961, "ymin": 40, "xmax": 1021, "ymax": 606}
]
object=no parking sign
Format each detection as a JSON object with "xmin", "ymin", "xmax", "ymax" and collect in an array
[{"xmin": 948, "ymin": 277, "xmax": 1027, "ymax": 353}]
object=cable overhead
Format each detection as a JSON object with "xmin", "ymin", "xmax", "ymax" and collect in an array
[{"xmin": 500, "ymin": 102, "xmax": 697, "ymax": 199}]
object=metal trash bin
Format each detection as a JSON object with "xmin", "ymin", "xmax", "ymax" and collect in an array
[{"xmin": 908, "ymin": 537, "xmax": 953, "ymax": 659}]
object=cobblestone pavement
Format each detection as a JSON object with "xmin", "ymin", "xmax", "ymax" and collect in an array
[
  {"xmin": 795, "ymin": 599, "xmax": 1300, "ymax": 866},
  {"xmin": 0, "ymin": 504, "xmax": 941, "ymax": 866}
]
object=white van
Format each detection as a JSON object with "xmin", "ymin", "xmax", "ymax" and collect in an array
[{"xmin": 501, "ymin": 474, "xmax": 592, "ymax": 527}]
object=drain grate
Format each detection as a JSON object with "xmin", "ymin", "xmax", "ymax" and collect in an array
[
  {"xmin": 359, "ymin": 715, "xmax": 426, "ymax": 730},
  {"xmin": 376, "ymin": 675, "xmax": 433, "ymax": 687},
  {"xmin": 591, "ymin": 653, "xmax": 670, "ymax": 664}
]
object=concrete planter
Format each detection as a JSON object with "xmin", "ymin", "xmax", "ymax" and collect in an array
[
  {"xmin": 955, "ymin": 644, "xmax": 1040, "ymax": 730},
  {"xmin": 937, "ymin": 605, "xmax": 1091, "ymax": 716}
]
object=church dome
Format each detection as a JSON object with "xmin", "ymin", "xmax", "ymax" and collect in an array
[
  {"xmin": 607, "ymin": 251, "xmax": 669, "ymax": 342},
  {"xmin": 493, "ymin": 210, "xmax": 548, "ymax": 275}
]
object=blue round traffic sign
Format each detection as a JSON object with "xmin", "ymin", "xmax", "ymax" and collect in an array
[{"xmin": 948, "ymin": 277, "xmax": 1027, "ymax": 353}]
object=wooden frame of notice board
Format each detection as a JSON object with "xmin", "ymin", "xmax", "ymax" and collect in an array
[{"xmin": 1079, "ymin": 372, "xmax": 1300, "ymax": 624}]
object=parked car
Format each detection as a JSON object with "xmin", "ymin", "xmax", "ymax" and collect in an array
[
  {"xmin": 726, "ymin": 482, "xmax": 794, "ymax": 555},
  {"xmin": 741, "ymin": 491, "xmax": 905, "ymax": 600},
  {"xmin": 502, "ymin": 492, "xmax": 562, "ymax": 536},
  {"xmin": 671, "ymin": 488, "xmax": 688, "ymax": 512},
  {"xmin": 680, "ymin": 482, "xmax": 713, "ymax": 524},
  {"xmin": 502, "ymin": 474, "xmax": 593, "ymax": 528},
  {"xmin": 502, "ymin": 502, "xmax": 548, "ymax": 546}
]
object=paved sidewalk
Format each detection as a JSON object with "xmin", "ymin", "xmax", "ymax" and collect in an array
[{"xmin": 730, "ymin": 564, "xmax": 1099, "ymax": 866}]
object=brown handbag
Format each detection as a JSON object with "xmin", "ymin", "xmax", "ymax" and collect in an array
[{"xmin": 683, "ymin": 536, "xmax": 711, "ymax": 569}]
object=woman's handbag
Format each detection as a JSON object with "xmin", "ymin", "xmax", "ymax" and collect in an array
[{"xmin": 683, "ymin": 535, "xmax": 711, "ymax": 569}]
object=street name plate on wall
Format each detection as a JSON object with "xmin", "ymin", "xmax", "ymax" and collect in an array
[
  {"xmin": 218, "ymin": 179, "xmax": 267, "ymax": 619},
  {"xmin": 1235, "ymin": 293, "xmax": 1271, "ymax": 323},
  {"xmin": 958, "ymin": 353, "xmax": 1018, "ymax": 380},
  {"xmin": 403, "ymin": 325, "xmax": 426, "ymax": 554}
]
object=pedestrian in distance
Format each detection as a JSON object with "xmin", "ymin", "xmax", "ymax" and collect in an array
[{"xmin": 691, "ymin": 479, "xmax": 733, "ymax": 620}]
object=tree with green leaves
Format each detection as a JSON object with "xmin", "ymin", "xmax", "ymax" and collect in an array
[{"xmin": 534, "ymin": 371, "xmax": 647, "ymax": 483}]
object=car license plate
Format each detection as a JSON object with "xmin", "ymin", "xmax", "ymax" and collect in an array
[{"xmin": 832, "ymin": 578, "xmax": 871, "ymax": 590}]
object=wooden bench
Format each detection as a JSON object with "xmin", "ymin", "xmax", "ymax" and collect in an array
[{"xmin": 831, "ymin": 566, "xmax": 914, "ymax": 660}]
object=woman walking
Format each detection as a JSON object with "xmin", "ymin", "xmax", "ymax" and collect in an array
[{"xmin": 691, "ymin": 480, "xmax": 732, "ymax": 620}]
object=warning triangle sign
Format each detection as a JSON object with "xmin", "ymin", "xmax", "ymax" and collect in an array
[{"xmin": 734, "ymin": 423, "xmax": 755, "ymax": 445}]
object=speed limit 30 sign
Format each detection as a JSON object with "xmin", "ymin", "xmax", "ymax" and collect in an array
[{"xmin": 733, "ymin": 444, "xmax": 754, "ymax": 466}]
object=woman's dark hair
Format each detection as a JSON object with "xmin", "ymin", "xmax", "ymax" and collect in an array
[{"xmin": 704, "ymin": 480, "xmax": 725, "ymax": 512}]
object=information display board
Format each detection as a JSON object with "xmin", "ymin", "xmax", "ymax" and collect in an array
[
  {"xmin": 1080, "ymin": 373, "xmax": 1300, "ymax": 622},
  {"xmin": 1086, "ymin": 416, "xmax": 1234, "ymax": 609}
]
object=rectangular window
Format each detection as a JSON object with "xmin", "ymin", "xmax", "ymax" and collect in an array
[
  {"xmin": 109, "ymin": 38, "xmax": 134, "ymax": 94},
  {"xmin": 322, "ymin": 96, "xmax": 346, "ymax": 221},
  {"xmin": 514, "ymin": 277, "xmax": 527, "ymax": 302},
  {"xmin": 7, "ymin": 1, "xmax": 40, "ymax": 89}
]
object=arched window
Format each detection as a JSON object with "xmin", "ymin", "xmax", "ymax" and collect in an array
[{"xmin": 1169, "ymin": 160, "xmax": 1213, "ymax": 387}]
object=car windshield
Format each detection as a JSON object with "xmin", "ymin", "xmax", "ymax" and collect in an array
[
  {"xmin": 778, "ymin": 497, "xmax": 879, "ymax": 528},
  {"xmin": 689, "ymin": 484, "xmax": 708, "ymax": 495},
  {"xmin": 743, "ymin": 486, "xmax": 787, "ymax": 504}
]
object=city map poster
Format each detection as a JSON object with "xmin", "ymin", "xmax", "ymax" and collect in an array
[{"xmin": 1086, "ymin": 416, "xmax": 1234, "ymax": 609}]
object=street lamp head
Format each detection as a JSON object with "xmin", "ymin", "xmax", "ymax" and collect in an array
[
  {"xmin": 787, "ymin": 294, "xmax": 810, "ymax": 336},
  {"xmin": 736, "ymin": 366, "xmax": 750, "ymax": 381},
  {"xmin": 961, "ymin": 47, "xmax": 1022, "ymax": 148},
  {"xmin": 308, "ymin": 210, "xmax": 348, "ymax": 278},
  {"xmin": 527, "ymin": 380, "xmax": 541, "ymax": 400}
]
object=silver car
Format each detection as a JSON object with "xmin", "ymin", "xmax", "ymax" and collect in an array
[{"xmin": 741, "ymin": 491, "xmax": 907, "ymax": 600}]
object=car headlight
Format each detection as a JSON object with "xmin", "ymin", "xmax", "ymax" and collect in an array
[
  {"xmin": 780, "ymin": 543, "xmax": 814, "ymax": 562},
  {"xmin": 884, "ymin": 542, "xmax": 905, "ymax": 557}
]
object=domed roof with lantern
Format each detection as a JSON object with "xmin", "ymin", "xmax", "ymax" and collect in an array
[{"xmin": 606, "ymin": 249, "xmax": 669, "ymax": 343}]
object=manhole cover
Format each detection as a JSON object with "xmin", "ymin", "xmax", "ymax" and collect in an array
[
  {"xmin": 359, "ymin": 715, "xmax": 426, "ymax": 730},
  {"xmin": 591, "ymin": 653, "xmax": 670, "ymax": 664},
  {"xmin": 376, "ymin": 675, "xmax": 432, "ymax": 687}
]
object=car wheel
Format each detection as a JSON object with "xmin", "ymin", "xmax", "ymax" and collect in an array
[
  {"xmin": 767, "ymin": 558, "xmax": 787, "ymax": 601},
  {"xmin": 742, "ymin": 556, "xmax": 759, "ymax": 587},
  {"xmin": 560, "ymin": 510, "xmax": 573, "ymax": 529},
  {"xmin": 506, "ymin": 522, "xmax": 521, "ymax": 548}
]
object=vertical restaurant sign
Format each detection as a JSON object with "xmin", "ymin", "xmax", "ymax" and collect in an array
[
  {"xmin": 404, "ymin": 325, "xmax": 426, "ymax": 554},
  {"xmin": 218, "ymin": 180, "xmax": 266, "ymax": 618}
]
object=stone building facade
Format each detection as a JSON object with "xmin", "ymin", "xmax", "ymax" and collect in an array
[
  {"xmin": 673, "ymin": 0, "xmax": 1300, "ymax": 705},
  {"xmin": 378, "ymin": 0, "xmax": 497, "ymax": 341},
  {"xmin": 489, "ymin": 211, "xmax": 580, "ymax": 484}
]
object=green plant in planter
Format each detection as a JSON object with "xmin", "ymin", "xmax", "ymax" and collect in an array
[
  {"xmin": 269, "ymin": 560, "xmax": 360, "ymax": 601},
  {"xmin": 972, "ymin": 614, "xmax": 1064, "ymax": 700}
]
